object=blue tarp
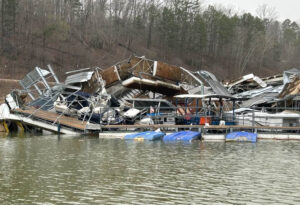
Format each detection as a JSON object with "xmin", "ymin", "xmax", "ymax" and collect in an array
[
  {"xmin": 124, "ymin": 131, "xmax": 165, "ymax": 141},
  {"xmin": 226, "ymin": 131, "xmax": 257, "ymax": 142},
  {"xmin": 163, "ymin": 131, "xmax": 201, "ymax": 142}
]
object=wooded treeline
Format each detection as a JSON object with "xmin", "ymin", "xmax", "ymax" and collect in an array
[{"xmin": 0, "ymin": 0, "xmax": 300, "ymax": 80}]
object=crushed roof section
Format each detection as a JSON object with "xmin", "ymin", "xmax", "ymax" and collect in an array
[{"xmin": 65, "ymin": 71, "xmax": 94, "ymax": 85}]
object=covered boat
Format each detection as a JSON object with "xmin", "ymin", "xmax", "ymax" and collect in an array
[
  {"xmin": 226, "ymin": 131, "xmax": 257, "ymax": 142},
  {"xmin": 163, "ymin": 131, "xmax": 201, "ymax": 142},
  {"xmin": 124, "ymin": 130, "xmax": 165, "ymax": 141}
]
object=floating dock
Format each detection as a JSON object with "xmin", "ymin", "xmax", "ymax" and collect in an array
[
  {"xmin": 13, "ymin": 108, "xmax": 87, "ymax": 131},
  {"xmin": 1, "ymin": 57, "xmax": 299, "ymax": 141},
  {"xmin": 1, "ymin": 107, "xmax": 299, "ymax": 140},
  {"xmin": 5, "ymin": 107, "xmax": 300, "ymax": 134}
]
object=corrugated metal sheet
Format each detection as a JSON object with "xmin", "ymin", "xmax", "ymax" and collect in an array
[
  {"xmin": 198, "ymin": 71, "xmax": 231, "ymax": 97},
  {"xmin": 234, "ymin": 86, "xmax": 274, "ymax": 98},
  {"xmin": 175, "ymin": 94, "xmax": 237, "ymax": 100},
  {"xmin": 241, "ymin": 93, "xmax": 278, "ymax": 107},
  {"xmin": 227, "ymin": 73, "xmax": 267, "ymax": 89},
  {"xmin": 122, "ymin": 77, "xmax": 182, "ymax": 96},
  {"xmin": 283, "ymin": 68, "xmax": 300, "ymax": 84},
  {"xmin": 65, "ymin": 72, "xmax": 94, "ymax": 85}
]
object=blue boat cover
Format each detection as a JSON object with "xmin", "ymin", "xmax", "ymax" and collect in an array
[
  {"xmin": 163, "ymin": 131, "xmax": 201, "ymax": 142},
  {"xmin": 226, "ymin": 131, "xmax": 257, "ymax": 142},
  {"xmin": 124, "ymin": 131, "xmax": 165, "ymax": 141}
]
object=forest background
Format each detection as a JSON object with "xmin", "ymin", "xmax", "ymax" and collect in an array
[{"xmin": 0, "ymin": 0, "xmax": 300, "ymax": 81}]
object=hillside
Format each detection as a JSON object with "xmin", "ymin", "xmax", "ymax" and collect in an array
[{"xmin": 0, "ymin": 0, "xmax": 299, "ymax": 81}]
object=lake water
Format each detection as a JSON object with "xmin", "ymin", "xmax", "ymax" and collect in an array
[{"xmin": 0, "ymin": 133, "xmax": 300, "ymax": 204}]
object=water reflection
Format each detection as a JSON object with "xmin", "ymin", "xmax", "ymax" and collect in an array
[{"xmin": 0, "ymin": 133, "xmax": 299, "ymax": 204}]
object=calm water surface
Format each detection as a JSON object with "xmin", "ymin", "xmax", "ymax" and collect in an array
[{"xmin": 0, "ymin": 133, "xmax": 300, "ymax": 204}]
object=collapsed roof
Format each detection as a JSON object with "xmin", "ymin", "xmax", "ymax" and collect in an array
[{"xmin": 10, "ymin": 55, "xmax": 300, "ymax": 117}]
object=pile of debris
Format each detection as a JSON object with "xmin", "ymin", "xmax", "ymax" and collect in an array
[{"xmin": 1, "ymin": 55, "xmax": 300, "ymax": 134}]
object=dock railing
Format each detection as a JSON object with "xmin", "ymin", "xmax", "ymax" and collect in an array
[{"xmin": 119, "ymin": 105, "xmax": 300, "ymax": 129}]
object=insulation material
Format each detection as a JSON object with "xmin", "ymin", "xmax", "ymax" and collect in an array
[
  {"xmin": 65, "ymin": 72, "xmax": 93, "ymax": 85},
  {"xmin": 227, "ymin": 74, "xmax": 267, "ymax": 90}
]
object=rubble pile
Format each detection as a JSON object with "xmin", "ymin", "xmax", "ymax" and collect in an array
[{"xmin": 1, "ymin": 55, "xmax": 300, "ymax": 132}]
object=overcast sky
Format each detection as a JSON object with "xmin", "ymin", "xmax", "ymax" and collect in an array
[{"xmin": 205, "ymin": 0, "xmax": 300, "ymax": 22}]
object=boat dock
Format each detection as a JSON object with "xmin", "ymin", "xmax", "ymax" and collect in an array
[
  {"xmin": 1, "ymin": 56, "xmax": 300, "ymax": 140},
  {"xmin": 1, "ymin": 107, "xmax": 298, "ymax": 140},
  {"xmin": 7, "ymin": 107, "xmax": 300, "ymax": 132},
  {"xmin": 12, "ymin": 108, "xmax": 87, "ymax": 131}
]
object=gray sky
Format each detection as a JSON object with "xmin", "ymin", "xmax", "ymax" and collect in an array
[{"xmin": 205, "ymin": 0, "xmax": 300, "ymax": 22}]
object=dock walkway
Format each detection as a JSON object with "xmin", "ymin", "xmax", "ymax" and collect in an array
[
  {"xmin": 13, "ymin": 108, "xmax": 87, "ymax": 130},
  {"xmin": 7, "ymin": 107, "xmax": 300, "ymax": 135}
]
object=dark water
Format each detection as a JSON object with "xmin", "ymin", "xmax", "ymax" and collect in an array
[{"xmin": 0, "ymin": 133, "xmax": 300, "ymax": 204}]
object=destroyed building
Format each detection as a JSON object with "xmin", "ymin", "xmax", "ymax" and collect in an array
[{"xmin": 0, "ymin": 56, "xmax": 299, "ymax": 134}]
